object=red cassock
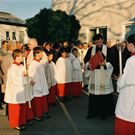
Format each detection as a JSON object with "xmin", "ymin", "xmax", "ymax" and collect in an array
[
  {"xmin": 48, "ymin": 85, "xmax": 56, "ymax": 104},
  {"xmin": 32, "ymin": 96, "xmax": 48, "ymax": 118},
  {"xmin": 42, "ymin": 96, "xmax": 48, "ymax": 113},
  {"xmin": 57, "ymin": 83, "xmax": 72, "ymax": 97},
  {"xmin": 115, "ymin": 117, "xmax": 135, "ymax": 135},
  {"xmin": 8, "ymin": 104, "xmax": 26, "ymax": 128},
  {"xmin": 26, "ymin": 102, "xmax": 33, "ymax": 121},
  {"xmin": 71, "ymin": 82, "xmax": 82, "ymax": 97}
]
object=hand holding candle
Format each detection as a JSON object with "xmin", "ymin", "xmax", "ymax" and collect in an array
[
  {"xmin": 23, "ymin": 57, "xmax": 28, "ymax": 76},
  {"xmin": 23, "ymin": 57, "xmax": 31, "ymax": 108}
]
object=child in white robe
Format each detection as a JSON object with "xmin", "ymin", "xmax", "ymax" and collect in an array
[
  {"xmin": 22, "ymin": 46, "xmax": 34, "ymax": 125},
  {"xmin": 71, "ymin": 48, "xmax": 83, "ymax": 97},
  {"xmin": 4, "ymin": 49, "xmax": 28, "ymax": 129},
  {"xmin": 56, "ymin": 48, "xmax": 73, "ymax": 102},
  {"xmin": 45, "ymin": 51, "xmax": 57, "ymax": 105},
  {"xmin": 115, "ymin": 34, "xmax": 135, "ymax": 135},
  {"xmin": 28, "ymin": 47, "xmax": 49, "ymax": 120}
]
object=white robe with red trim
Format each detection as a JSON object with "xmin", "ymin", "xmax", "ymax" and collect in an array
[
  {"xmin": 45, "ymin": 61, "xmax": 57, "ymax": 89},
  {"xmin": 4, "ymin": 64, "xmax": 27, "ymax": 104},
  {"xmin": 56, "ymin": 57, "xmax": 73, "ymax": 84},
  {"xmin": 28, "ymin": 60, "xmax": 49, "ymax": 97},
  {"xmin": 72, "ymin": 58, "xmax": 83, "ymax": 82},
  {"xmin": 115, "ymin": 56, "xmax": 135, "ymax": 122},
  {"xmin": 27, "ymin": 50, "xmax": 47, "ymax": 67}
]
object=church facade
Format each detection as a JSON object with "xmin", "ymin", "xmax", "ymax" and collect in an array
[
  {"xmin": 0, "ymin": 12, "xmax": 28, "ymax": 44},
  {"xmin": 51, "ymin": 0, "xmax": 135, "ymax": 43}
]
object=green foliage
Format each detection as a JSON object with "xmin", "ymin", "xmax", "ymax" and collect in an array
[{"xmin": 26, "ymin": 8, "xmax": 81, "ymax": 44}]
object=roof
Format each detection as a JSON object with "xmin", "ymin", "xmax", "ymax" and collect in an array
[{"xmin": 0, "ymin": 11, "xmax": 26, "ymax": 27}]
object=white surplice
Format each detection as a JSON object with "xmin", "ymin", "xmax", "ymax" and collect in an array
[
  {"xmin": 88, "ymin": 45, "xmax": 114, "ymax": 95},
  {"xmin": 45, "ymin": 61, "xmax": 57, "ymax": 89},
  {"xmin": 115, "ymin": 55, "xmax": 135, "ymax": 122},
  {"xmin": 24, "ymin": 76, "xmax": 33, "ymax": 102},
  {"xmin": 56, "ymin": 57, "xmax": 73, "ymax": 84},
  {"xmin": 49, "ymin": 61, "xmax": 57, "ymax": 86},
  {"xmin": 28, "ymin": 60, "xmax": 49, "ymax": 97},
  {"xmin": 4, "ymin": 64, "xmax": 27, "ymax": 104},
  {"xmin": 72, "ymin": 58, "xmax": 83, "ymax": 82}
]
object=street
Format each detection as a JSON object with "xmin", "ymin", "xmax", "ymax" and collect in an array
[{"xmin": 0, "ymin": 92, "xmax": 114, "ymax": 135}]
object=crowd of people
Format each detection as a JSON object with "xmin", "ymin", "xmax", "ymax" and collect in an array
[
  {"xmin": 0, "ymin": 38, "xmax": 88, "ymax": 130},
  {"xmin": 0, "ymin": 33, "xmax": 135, "ymax": 135}
]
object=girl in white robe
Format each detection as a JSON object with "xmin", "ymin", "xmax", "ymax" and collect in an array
[{"xmin": 115, "ymin": 34, "xmax": 135, "ymax": 135}]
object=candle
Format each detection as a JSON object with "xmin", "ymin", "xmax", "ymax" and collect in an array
[
  {"xmin": 23, "ymin": 57, "xmax": 31, "ymax": 108},
  {"xmin": 116, "ymin": 40, "xmax": 122, "ymax": 76},
  {"xmin": 119, "ymin": 46, "xmax": 122, "ymax": 75},
  {"xmin": 23, "ymin": 57, "xmax": 27, "ymax": 73}
]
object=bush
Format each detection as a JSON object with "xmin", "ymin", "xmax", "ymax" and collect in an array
[{"xmin": 26, "ymin": 8, "xmax": 81, "ymax": 44}]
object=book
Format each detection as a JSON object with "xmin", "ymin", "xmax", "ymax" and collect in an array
[{"xmin": 89, "ymin": 51, "xmax": 104, "ymax": 70}]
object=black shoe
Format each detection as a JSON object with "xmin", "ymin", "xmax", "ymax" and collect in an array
[{"xmin": 43, "ymin": 113, "xmax": 51, "ymax": 119}]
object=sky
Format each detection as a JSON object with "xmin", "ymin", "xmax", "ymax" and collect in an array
[{"xmin": 0, "ymin": 0, "xmax": 52, "ymax": 20}]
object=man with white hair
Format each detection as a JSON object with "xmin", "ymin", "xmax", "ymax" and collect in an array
[{"xmin": 27, "ymin": 38, "xmax": 47, "ymax": 67}]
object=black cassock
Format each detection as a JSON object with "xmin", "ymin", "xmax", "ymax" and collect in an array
[{"xmin": 84, "ymin": 45, "xmax": 115, "ymax": 120}]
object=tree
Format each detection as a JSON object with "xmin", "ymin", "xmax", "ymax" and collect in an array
[{"xmin": 26, "ymin": 8, "xmax": 81, "ymax": 44}]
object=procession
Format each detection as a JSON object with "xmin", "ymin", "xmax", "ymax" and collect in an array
[
  {"xmin": 0, "ymin": 33, "xmax": 134, "ymax": 135},
  {"xmin": 1, "ymin": 0, "xmax": 135, "ymax": 135}
]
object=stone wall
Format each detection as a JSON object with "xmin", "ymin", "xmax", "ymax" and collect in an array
[{"xmin": 52, "ymin": 0, "xmax": 135, "ymax": 43}]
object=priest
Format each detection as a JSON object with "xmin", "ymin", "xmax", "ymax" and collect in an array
[{"xmin": 84, "ymin": 34, "xmax": 115, "ymax": 120}]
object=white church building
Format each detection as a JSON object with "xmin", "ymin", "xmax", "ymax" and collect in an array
[
  {"xmin": 0, "ymin": 11, "xmax": 28, "ymax": 44},
  {"xmin": 51, "ymin": 0, "xmax": 135, "ymax": 43}
]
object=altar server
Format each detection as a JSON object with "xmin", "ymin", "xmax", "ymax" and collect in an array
[
  {"xmin": 71, "ymin": 48, "xmax": 83, "ymax": 97},
  {"xmin": 45, "ymin": 51, "xmax": 57, "ymax": 105},
  {"xmin": 115, "ymin": 34, "xmax": 135, "ymax": 135},
  {"xmin": 56, "ymin": 48, "xmax": 73, "ymax": 102},
  {"xmin": 4, "ymin": 49, "xmax": 27, "ymax": 129},
  {"xmin": 28, "ymin": 47, "xmax": 49, "ymax": 120}
]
